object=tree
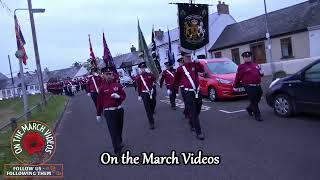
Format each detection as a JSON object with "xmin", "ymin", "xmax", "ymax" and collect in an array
[{"xmin": 72, "ymin": 61, "xmax": 82, "ymax": 68}]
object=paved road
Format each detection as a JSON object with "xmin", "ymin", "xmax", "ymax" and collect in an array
[{"xmin": 46, "ymin": 86, "xmax": 320, "ymax": 180}]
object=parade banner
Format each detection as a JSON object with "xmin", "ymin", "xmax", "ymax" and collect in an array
[{"xmin": 178, "ymin": 3, "xmax": 209, "ymax": 50}]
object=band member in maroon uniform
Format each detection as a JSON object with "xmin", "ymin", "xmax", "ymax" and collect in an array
[
  {"xmin": 177, "ymin": 54, "xmax": 190, "ymax": 119},
  {"xmin": 96, "ymin": 66, "xmax": 126, "ymax": 156},
  {"xmin": 160, "ymin": 61, "xmax": 176, "ymax": 110},
  {"xmin": 233, "ymin": 51, "xmax": 264, "ymax": 121},
  {"xmin": 86, "ymin": 68, "xmax": 103, "ymax": 108},
  {"xmin": 136, "ymin": 62, "xmax": 157, "ymax": 130},
  {"xmin": 173, "ymin": 52, "xmax": 205, "ymax": 140}
]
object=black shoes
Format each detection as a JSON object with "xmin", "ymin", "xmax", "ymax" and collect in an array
[
  {"xmin": 196, "ymin": 133, "xmax": 205, "ymax": 140},
  {"xmin": 191, "ymin": 127, "xmax": 196, "ymax": 132},
  {"xmin": 171, "ymin": 106, "xmax": 177, "ymax": 110},
  {"xmin": 255, "ymin": 116, "xmax": 263, "ymax": 121},
  {"xmin": 149, "ymin": 124, "xmax": 155, "ymax": 130},
  {"xmin": 246, "ymin": 108, "xmax": 253, "ymax": 116}
]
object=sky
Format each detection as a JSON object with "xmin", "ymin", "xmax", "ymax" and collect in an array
[{"xmin": 0, "ymin": 0, "xmax": 306, "ymax": 77}]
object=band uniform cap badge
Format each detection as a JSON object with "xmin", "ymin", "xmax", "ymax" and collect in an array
[{"xmin": 113, "ymin": 87, "xmax": 119, "ymax": 91}]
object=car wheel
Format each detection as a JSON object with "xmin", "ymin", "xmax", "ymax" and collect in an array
[
  {"xmin": 273, "ymin": 94, "xmax": 293, "ymax": 117},
  {"xmin": 208, "ymin": 87, "xmax": 217, "ymax": 102}
]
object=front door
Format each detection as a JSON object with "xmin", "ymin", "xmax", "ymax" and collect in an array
[{"xmin": 250, "ymin": 43, "xmax": 267, "ymax": 64}]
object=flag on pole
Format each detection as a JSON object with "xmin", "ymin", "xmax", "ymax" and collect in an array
[
  {"xmin": 102, "ymin": 32, "xmax": 116, "ymax": 72},
  {"xmin": 138, "ymin": 20, "xmax": 159, "ymax": 79},
  {"xmin": 151, "ymin": 26, "xmax": 161, "ymax": 72},
  {"xmin": 88, "ymin": 34, "xmax": 97, "ymax": 68},
  {"xmin": 167, "ymin": 28, "xmax": 175, "ymax": 65},
  {"xmin": 14, "ymin": 15, "xmax": 28, "ymax": 65}
]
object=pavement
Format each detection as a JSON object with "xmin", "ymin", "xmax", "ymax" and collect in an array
[{"xmin": 45, "ymin": 83, "xmax": 320, "ymax": 180}]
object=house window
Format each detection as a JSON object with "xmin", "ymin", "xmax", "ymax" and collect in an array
[
  {"xmin": 231, "ymin": 48, "xmax": 240, "ymax": 65},
  {"xmin": 281, "ymin": 37, "xmax": 293, "ymax": 59},
  {"xmin": 214, "ymin": 52, "xmax": 222, "ymax": 58},
  {"xmin": 30, "ymin": 86, "xmax": 34, "ymax": 90},
  {"xmin": 35, "ymin": 85, "xmax": 39, "ymax": 91},
  {"xmin": 1, "ymin": 90, "xmax": 5, "ymax": 97},
  {"xmin": 7, "ymin": 89, "xmax": 11, "ymax": 96}
]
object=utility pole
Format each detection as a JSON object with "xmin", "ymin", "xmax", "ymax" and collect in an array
[
  {"xmin": 8, "ymin": 55, "xmax": 15, "ymax": 96},
  {"xmin": 15, "ymin": 50, "xmax": 30, "ymax": 120},
  {"xmin": 263, "ymin": 0, "xmax": 276, "ymax": 79},
  {"xmin": 27, "ymin": 0, "xmax": 46, "ymax": 105}
]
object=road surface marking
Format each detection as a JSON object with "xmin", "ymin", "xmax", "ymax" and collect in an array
[
  {"xmin": 219, "ymin": 109, "xmax": 246, "ymax": 114},
  {"xmin": 160, "ymin": 99, "xmax": 211, "ymax": 112}
]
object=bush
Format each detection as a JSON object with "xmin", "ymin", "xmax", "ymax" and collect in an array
[{"xmin": 273, "ymin": 71, "xmax": 287, "ymax": 79}]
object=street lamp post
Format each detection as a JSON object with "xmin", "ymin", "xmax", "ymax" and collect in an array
[
  {"xmin": 263, "ymin": 0, "xmax": 276, "ymax": 79},
  {"xmin": 14, "ymin": 4, "xmax": 46, "ymax": 105},
  {"xmin": 15, "ymin": 50, "xmax": 31, "ymax": 120}
]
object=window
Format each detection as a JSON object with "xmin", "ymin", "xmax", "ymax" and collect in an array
[
  {"xmin": 281, "ymin": 37, "xmax": 293, "ymax": 59},
  {"xmin": 231, "ymin": 48, "xmax": 240, "ymax": 65},
  {"xmin": 214, "ymin": 52, "xmax": 222, "ymax": 58},
  {"xmin": 7, "ymin": 89, "xmax": 11, "ymax": 96},
  {"xmin": 207, "ymin": 61, "xmax": 238, "ymax": 74},
  {"xmin": 305, "ymin": 62, "xmax": 320, "ymax": 81},
  {"xmin": 1, "ymin": 90, "xmax": 5, "ymax": 97},
  {"xmin": 30, "ymin": 86, "xmax": 34, "ymax": 90},
  {"xmin": 35, "ymin": 85, "xmax": 40, "ymax": 91}
]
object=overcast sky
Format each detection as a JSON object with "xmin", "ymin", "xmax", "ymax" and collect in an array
[{"xmin": 0, "ymin": 0, "xmax": 306, "ymax": 77}]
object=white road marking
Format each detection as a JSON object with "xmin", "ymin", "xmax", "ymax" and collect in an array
[
  {"xmin": 219, "ymin": 109, "xmax": 246, "ymax": 114},
  {"xmin": 202, "ymin": 99, "xmax": 212, "ymax": 103},
  {"xmin": 160, "ymin": 99, "xmax": 211, "ymax": 112}
]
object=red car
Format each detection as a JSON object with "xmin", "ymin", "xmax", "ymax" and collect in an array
[{"xmin": 198, "ymin": 58, "xmax": 247, "ymax": 101}]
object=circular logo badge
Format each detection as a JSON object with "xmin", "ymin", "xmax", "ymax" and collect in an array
[{"xmin": 11, "ymin": 120, "xmax": 56, "ymax": 164}]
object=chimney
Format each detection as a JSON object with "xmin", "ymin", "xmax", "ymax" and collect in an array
[
  {"xmin": 130, "ymin": 45, "xmax": 136, "ymax": 52},
  {"xmin": 154, "ymin": 29, "xmax": 164, "ymax": 41},
  {"xmin": 217, "ymin": 1, "xmax": 229, "ymax": 15}
]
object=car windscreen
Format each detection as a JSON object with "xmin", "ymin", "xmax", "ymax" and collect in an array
[{"xmin": 207, "ymin": 61, "xmax": 238, "ymax": 74}]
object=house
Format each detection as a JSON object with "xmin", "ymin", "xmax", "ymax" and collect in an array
[
  {"xmin": 0, "ymin": 66, "xmax": 81, "ymax": 99},
  {"xmin": 209, "ymin": 0, "xmax": 320, "ymax": 65},
  {"xmin": 154, "ymin": 1, "xmax": 236, "ymax": 69}
]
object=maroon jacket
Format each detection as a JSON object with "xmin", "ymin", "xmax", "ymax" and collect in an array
[
  {"xmin": 233, "ymin": 62, "xmax": 263, "ymax": 87},
  {"xmin": 86, "ymin": 75, "xmax": 103, "ymax": 93},
  {"xmin": 173, "ymin": 62, "xmax": 204, "ymax": 93},
  {"xmin": 160, "ymin": 69, "xmax": 176, "ymax": 89},
  {"xmin": 96, "ymin": 81, "xmax": 126, "ymax": 116},
  {"xmin": 136, "ymin": 72, "xmax": 156, "ymax": 96}
]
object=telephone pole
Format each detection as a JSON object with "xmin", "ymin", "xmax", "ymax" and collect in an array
[{"xmin": 27, "ymin": 0, "xmax": 46, "ymax": 105}]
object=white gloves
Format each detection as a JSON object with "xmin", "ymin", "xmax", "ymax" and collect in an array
[
  {"xmin": 233, "ymin": 88, "xmax": 238, "ymax": 92},
  {"xmin": 138, "ymin": 96, "xmax": 142, "ymax": 101},
  {"xmin": 87, "ymin": 93, "xmax": 91, "ymax": 97},
  {"xmin": 176, "ymin": 94, "xmax": 179, "ymax": 97},
  {"xmin": 111, "ymin": 93, "xmax": 120, "ymax": 99},
  {"xmin": 96, "ymin": 116, "xmax": 101, "ymax": 123},
  {"xmin": 167, "ymin": 89, "xmax": 172, "ymax": 95}
]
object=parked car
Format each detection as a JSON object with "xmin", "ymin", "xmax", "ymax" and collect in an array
[
  {"xmin": 120, "ymin": 76, "xmax": 133, "ymax": 85},
  {"xmin": 198, "ymin": 58, "xmax": 247, "ymax": 101},
  {"xmin": 266, "ymin": 59, "xmax": 320, "ymax": 117}
]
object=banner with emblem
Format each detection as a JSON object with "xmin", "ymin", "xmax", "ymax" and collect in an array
[{"xmin": 177, "ymin": 3, "xmax": 209, "ymax": 50}]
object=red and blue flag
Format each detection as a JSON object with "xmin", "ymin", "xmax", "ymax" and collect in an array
[{"xmin": 14, "ymin": 15, "xmax": 28, "ymax": 65}]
